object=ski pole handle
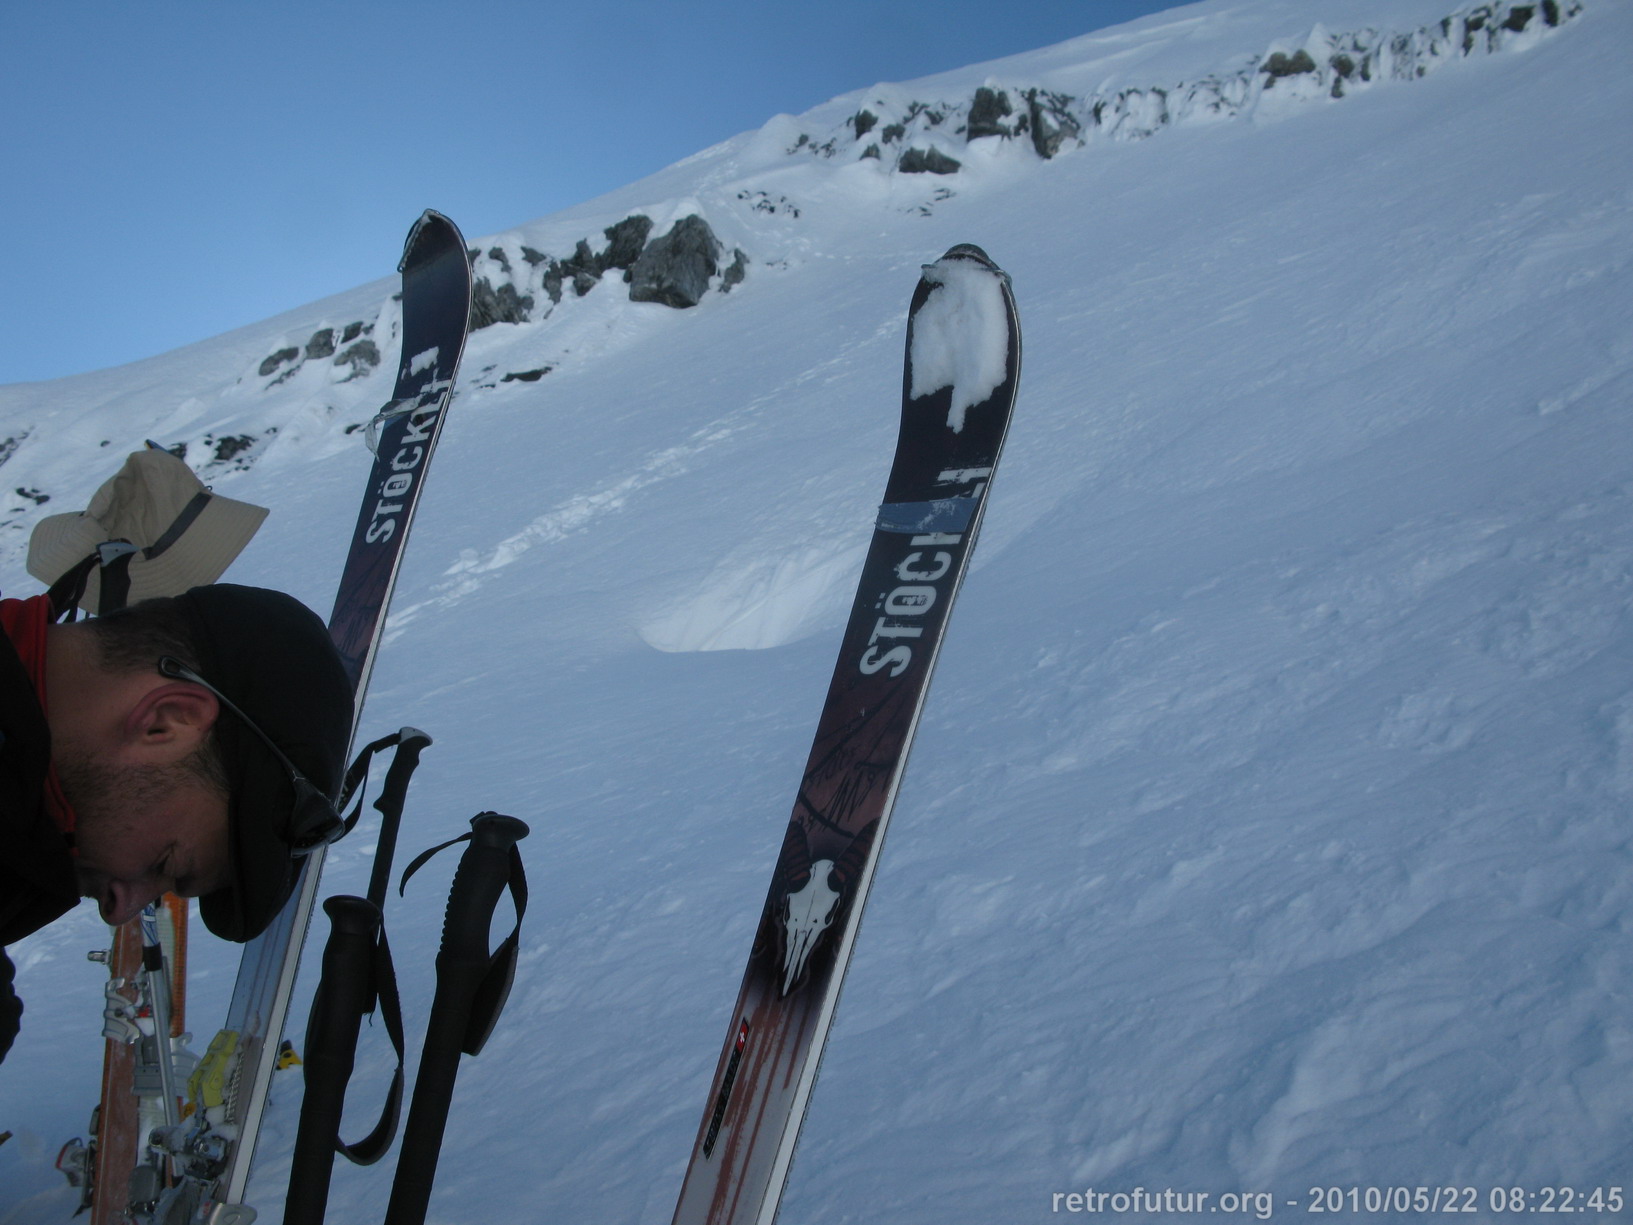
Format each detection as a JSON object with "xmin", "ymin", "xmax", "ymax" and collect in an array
[
  {"xmin": 384, "ymin": 813, "xmax": 529, "ymax": 1225},
  {"xmin": 436, "ymin": 813, "xmax": 528, "ymax": 1001},
  {"xmin": 365, "ymin": 727, "xmax": 432, "ymax": 912},
  {"xmin": 284, "ymin": 895, "xmax": 382, "ymax": 1225}
]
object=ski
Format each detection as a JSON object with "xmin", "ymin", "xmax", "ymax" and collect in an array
[
  {"xmin": 82, "ymin": 894, "xmax": 191, "ymax": 1225},
  {"xmin": 671, "ymin": 245, "xmax": 1021, "ymax": 1225},
  {"xmin": 133, "ymin": 209, "xmax": 473, "ymax": 1225}
]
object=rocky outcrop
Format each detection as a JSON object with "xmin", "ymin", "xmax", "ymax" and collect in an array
[
  {"xmin": 781, "ymin": 0, "xmax": 1581, "ymax": 171},
  {"xmin": 256, "ymin": 320, "xmax": 379, "ymax": 386},
  {"xmin": 899, "ymin": 147, "xmax": 962, "ymax": 175},
  {"xmin": 249, "ymin": 209, "xmax": 752, "ymax": 389},
  {"xmin": 1027, "ymin": 90, "xmax": 1081, "ymax": 159},
  {"xmin": 241, "ymin": 0, "xmax": 1583, "ymax": 400},
  {"xmin": 602, "ymin": 215, "xmax": 655, "ymax": 272},
  {"xmin": 473, "ymin": 212, "xmax": 742, "ymax": 321},
  {"xmin": 967, "ymin": 87, "xmax": 1017, "ymax": 140},
  {"xmin": 471, "ymin": 279, "xmax": 534, "ymax": 328},
  {"xmin": 630, "ymin": 216, "xmax": 724, "ymax": 309}
]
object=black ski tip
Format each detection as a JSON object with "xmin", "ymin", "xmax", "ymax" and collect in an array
[
  {"xmin": 938, "ymin": 242, "xmax": 998, "ymax": 270},
  {"xmin": 400, "ymin": 210, "xmax": 467, "ymax": 274}
]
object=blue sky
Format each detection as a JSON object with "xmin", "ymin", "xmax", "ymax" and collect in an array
[{"xmin": 1, "ymin": 1, "xmax": 1184, "ymax": 385}]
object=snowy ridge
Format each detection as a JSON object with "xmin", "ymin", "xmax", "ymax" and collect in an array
[
  {"xmin": 2, "ymin": 0, "xmax": 1631, "ymax": 1221},
  {"xmin": 0, "ymin": 0, "xmax": 1585, "ymax": 559},
  {"xmin": 782, "ymin": 0, "xmax": 1583, "ymax": 168}
]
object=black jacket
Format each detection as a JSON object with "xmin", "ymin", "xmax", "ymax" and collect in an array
[{"xmin": 0, "ymin": 627, "xmax": 79, "ymax": 1063}]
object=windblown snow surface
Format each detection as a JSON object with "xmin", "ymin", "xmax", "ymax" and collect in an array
[{"xmin": 3, "ymin": 0, "xmax": 1632, "ymax": 1220}]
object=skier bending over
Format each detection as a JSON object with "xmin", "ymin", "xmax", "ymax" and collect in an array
[{"xmin": 0, "ymin": 583, "xmax": 353, "ymax": 1064}]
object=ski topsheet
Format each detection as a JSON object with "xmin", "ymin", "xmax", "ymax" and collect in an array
[
  {"xmin": 671, "ymin": 245, "xmax": 1021, "ymax": 1225},
  {"xmin": 142, "ymin": 210, "xmax": 472, "ymax": 1224}
]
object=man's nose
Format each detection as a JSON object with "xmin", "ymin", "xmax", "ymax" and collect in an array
[{"xmin": 101, "ymin": 879, "xmax": 161, "ymax": 927}]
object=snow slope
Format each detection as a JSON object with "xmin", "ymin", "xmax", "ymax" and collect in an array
[{"xmin": 3, "ymin": 0, "xmax": 1631, "ymax": 1220}]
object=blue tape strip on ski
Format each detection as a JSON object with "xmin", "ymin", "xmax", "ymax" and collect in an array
[{"xmin": 876, "ymin": 498, "xmax": 978, "ymax": 535}]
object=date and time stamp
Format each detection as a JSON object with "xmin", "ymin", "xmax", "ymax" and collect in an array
[{"xmin": 1049, "ymin": 1185, "xmax": 1627, "ymax": 1218}]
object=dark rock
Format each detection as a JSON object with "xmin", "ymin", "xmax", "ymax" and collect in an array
[
  {"xmin": 898, "ymin": 147, "xmax": 962, "ymax": 175},
  {"xmin": 341, "ymin": 320, "xmax": 367, "ymax": 343},
  {"xmin": 486, "ymin": 246, "xmax": 513, "ymax": 273},
  {"xmin": 881, "ymin": 122, "xmax": 906, "ymax": 144},
  {"xmin": 470, "ymin": 278, "xmax": 535, "ymax": 329},
  {"xmin": 720, "ymin": 249, "xmax": 748, "ymax": 293},
  {"xmin": 968, "ymin": 87, "xmax": 1014, "ymax": 139},
  {"xmin": 521, "ymin": 245, "xmax": 550, "ymax": 267},
  {"xmin": 629, "ymin": 215, "xmax": 723, "ymax": 309},
  {"xmin": 737, "ymin": 192, "xmax": 800, "ymax": 217},
  {"xmin": 211, "ymin": 434, "xmax": 257, "ymax": 464},
  {"xmin": 501, "ymin": 367, "xmax": 553, "ymax": 383},
  {"xmin": 334, "ymin": 339, "xmax": 381, "ymax": 378},
  {"xmin": 552, "ymin": 239, "xmax": 603, "ymax": 297},
  {"xmin": 1027, "ymin": 90, "xmax": 1080, "ymax": 159},
  {"xmin": 1330, "ymin": 53, "xmax": 1358, "ymax": 96},
  {"xmin": 601, "ymin": 215, "xmax": 654, "ymax": 271},
  {"xmin": 542, "ymin": 264, "xmax": 565, "ymax": 305},
  {"xmin": 1263, "ymin": 49, "xmax": 1319, "ymax": 79},
  {"xmin": 1463, "ymin": 11, "xmax": 1489, "ymax": 52},
  {"xmin": 259, "ymin": 346, "xmax": 299, "ymax": 377},
  {"xmin": 304, "ymin": 328, "xmax": 336, "ymax": 360},
  {"xmin": 852, "ymin": 109, "xmax": 878, "ymax": 139}
]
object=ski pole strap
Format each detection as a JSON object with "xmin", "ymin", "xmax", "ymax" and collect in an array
[
  {"xmin": 285, "ymin": 899, "xmax": 407, "ymax": 1224},
  {"xmin": 383, "ymin": 815, "xmax": 530, "ymax": 1225},
  {"xmin": 285, "ymin": 728, "xmax": 431, "ymax": 1210},
  {"xmin": 335, "ymin": 921, "xmax": 407, "ymax": 1166},
  {"xmin": 399, "ymin": 813, "xmax": 530, "ymax": 1055},
  {"xmin": 333, "ymin": 727, "xmax": 433, "ymax": 846}
]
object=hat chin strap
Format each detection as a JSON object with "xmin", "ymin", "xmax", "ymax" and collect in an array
[
  {"xmin": 44, "ymin": 491, "xmax": 216, "ymax": 621},
  {"xmin": 45, "ymin": 540, "xmax": 141, "ymax": 619}
]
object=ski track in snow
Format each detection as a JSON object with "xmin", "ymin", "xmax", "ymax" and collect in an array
[{"xmin": 3, "ymin": 1, "xmax": 1632, "ymax": 1222}]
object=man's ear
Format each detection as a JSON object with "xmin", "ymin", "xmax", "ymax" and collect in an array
[{"xmin": 123, "ymin": 681, "xmax": 220, "ymax": 762}]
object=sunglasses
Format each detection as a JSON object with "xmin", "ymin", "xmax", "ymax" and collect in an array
[{"xmin": 158, "ymin": 656, "xmax": 346, "ymax": 856}]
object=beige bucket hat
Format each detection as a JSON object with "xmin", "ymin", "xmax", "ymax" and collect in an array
[{"xmin": 27, "ymin": 446, "xmax": 269, "ymax": 611}]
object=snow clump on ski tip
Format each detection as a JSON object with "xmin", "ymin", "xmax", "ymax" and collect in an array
[{"xmin": 909, "ymin": 250, "xmax": 1010, "ymax": 433}]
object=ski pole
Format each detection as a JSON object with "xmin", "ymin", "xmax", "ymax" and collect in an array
[
  {"xmin": 283, "ymin": 895, "xmax": 383, "ymax": 1225},
  {"xmin": 384, "ymin": 812, "xmax": 530, "ymax": 1225},
  {"xmin": 283, "ymin": 729, "xmax": 430, "ymax": 1224}
]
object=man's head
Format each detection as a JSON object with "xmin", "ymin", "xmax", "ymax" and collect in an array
[{"xmin": 55, "ymin": 585, "xmax": 353, "ymax": 940}]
